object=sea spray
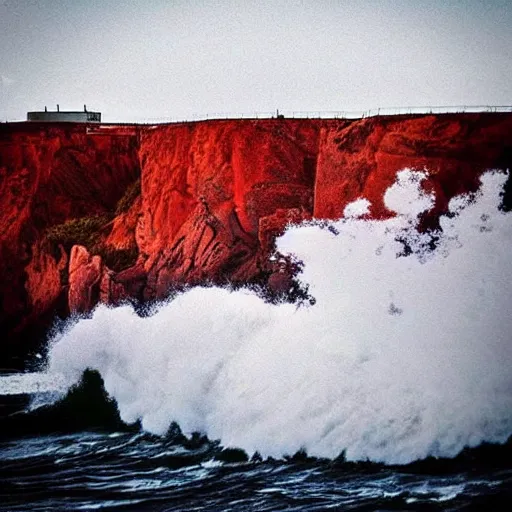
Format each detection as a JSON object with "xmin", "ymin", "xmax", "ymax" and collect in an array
[{"xmin": 47, "ymin": 169, "xmax": 512, "ymax": 464}]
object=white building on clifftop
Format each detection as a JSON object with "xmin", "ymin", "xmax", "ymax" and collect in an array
[{"xmin": 27, "ymin": 105, "xmax": 101, "ymax": 123}]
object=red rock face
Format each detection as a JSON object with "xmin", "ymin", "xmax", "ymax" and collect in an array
[
  {"xmin": 0, "ymin": 122, "xmax": 140, "ymax": 364},
  {"xmin": 1, "ymin": 114, "xmax": 511, "ymax": 366},
  {"xmin": 136, "ymin": 120, "xmax": 326, "ymax": 300},
  {"xmin": 315, "ymin": 114, "xmax": 512, "ymax": 221}
]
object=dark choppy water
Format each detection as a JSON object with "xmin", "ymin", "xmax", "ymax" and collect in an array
[
  {"xmin": 1, "ymin": 371, "xmax": 511, "ymax": 511},
  {"xmin": 2, "ymin": 430, "xmax": 512, "ymax": 511}
]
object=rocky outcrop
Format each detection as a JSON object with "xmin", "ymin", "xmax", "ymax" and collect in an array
[
  {"xmin": 0, "ymin": 122, "xmax": 140, "ymax": 365},
  {"xmin": 1, "ymin": 114, "xmax": 511, "ymax": 366}
]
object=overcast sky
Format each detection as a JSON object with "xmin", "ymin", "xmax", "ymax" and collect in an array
[{"xmin": 0, "ymin": 0, "xmax": 510, "ymax": 122}]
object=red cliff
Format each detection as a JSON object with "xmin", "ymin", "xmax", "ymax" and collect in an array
[{"xmin": 1, "ymin": 114, "xmax": 511, "ymax": 366}]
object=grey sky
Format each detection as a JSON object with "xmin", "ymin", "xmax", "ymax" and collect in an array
[{"xmin": 0, "ymin": 0, "xmax": 510, "ymax": 122}]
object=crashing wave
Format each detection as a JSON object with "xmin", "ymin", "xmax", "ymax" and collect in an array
[{"xmin": 44, "ymin": 169, "xmax": 512, "ymax": 465}]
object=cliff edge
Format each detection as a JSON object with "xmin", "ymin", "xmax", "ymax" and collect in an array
[{"xmin": 1, "ymin": 114, "xmax": 511, "ymax": 366}]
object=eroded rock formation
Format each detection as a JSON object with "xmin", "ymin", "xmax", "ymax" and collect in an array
[{"xmin": 1, "ymin": 114, "xmax": 511, "ymax": 366}]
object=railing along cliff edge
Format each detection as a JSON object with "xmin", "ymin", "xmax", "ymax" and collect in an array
[{"xmin": 135, "ymin": 105, "xmax": 512, "ymax": 125}]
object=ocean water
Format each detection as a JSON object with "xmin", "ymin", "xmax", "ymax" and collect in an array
[{"xmin": 1, "ymin": 169, "xmax": 511, "ymax": 510}]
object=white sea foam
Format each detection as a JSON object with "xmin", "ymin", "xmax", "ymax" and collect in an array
[
  {"xmin": 0, "ymin": 372, "xmax": 67, "ymax": 395},
  {"xmin": 46, "ymin": 169, "xmax": 512, "ymax": 464}
]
